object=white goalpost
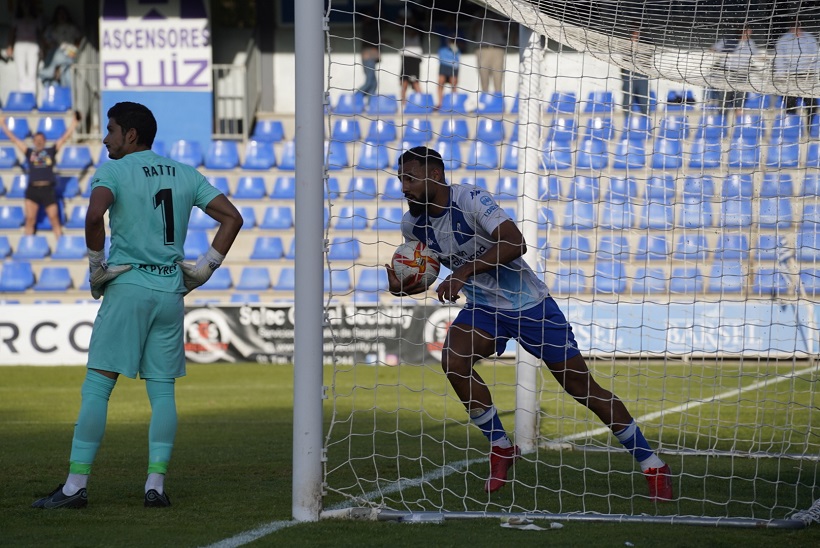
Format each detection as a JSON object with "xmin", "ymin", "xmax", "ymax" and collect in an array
[{"xmin": 293, "ymin": 0, "xmax": 820, "ymax": 527}]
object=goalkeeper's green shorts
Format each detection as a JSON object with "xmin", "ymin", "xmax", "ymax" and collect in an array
[{"xmin": 87, "ymin": 283, "xmax": 186, "ymax": 379}]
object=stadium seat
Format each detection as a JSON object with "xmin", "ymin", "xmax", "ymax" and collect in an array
[
  {"xmin": 811, "ymin": 114, "xmax": 820, "ymax": 139},
  {"xmin": 439, "ymin": 118, "xmax": 470, "ymax": 141},
  {"xmin": 678, "ymin": 199, "xmax": 714, "ymax": 228},
  {"xmin": 583, "ymin": 91, "xmax": 615, "ymax": 114},
  {"xmin": 798, "ymin": 227, "xmax": 820, "ymax": 261},
  {"xmin": 476, "ymin": 92, "xmax": 505, "ymax": 114},
  {"xmin": 239, "ymin": 206, "xmax": 256, "ymax": 230},
  {"xmin": 501, "ymin": 141, "xmax": 520, "ymax": 170},
  {"xmin": 669, "ymin": 267, "xmax": 704, "ymax": 294},
  {"xmin": 13, "ymin": 235, "xmax": 50, "ymax": 259},
  {"xmin": 538, "ymin": 176, "xmax": 561, "ymax": 201},
  {"xmin": 403, "ymin": 118, "xmax": 433, "ymax": 144},
  {"xmin": 765, "ymin": 140, "xmax": 800, "ymax": 168},
  {"xmin": 635, "ymin": 234, "xmax": 669, "ymax": 260},
  {"xmin": 674, "ymin": 233, "xmax": 709, "ymax": 261},
  {"xmin": 770, "ymin": 114, "xmax": 802, "ymax": 142},
  {"xmin": 684, "ymin": 175, "xmax": 715, "ymax": 198},
  {"xmin": 52, "ymin": 235, "xmax": 87, "ymax": 259},
  {"xmin": 495, "ymin": 176, "xmax": 518, "ymax": 201},
  {"xmin": 236, "ymin": 267, "xmax": 271, "ymax": 290},
  {"xmin": 541, "ymin": 139, "xmax": 572, "ymax": 171},
  {"xmin": 706, "ymin": 261, "xmax": 745, "ymax": 293},
  {"xmin": 4, "ymin": 91, "xmax": 36, "ymax": 112},
  {"xmin": 607, "ymin": 177, "xmax": 638, "ymax": 203},
  {"xmin": 547, "ymin": 91, "xmax": 576, "ymax": 114},
  {"xmin": 367, "ymin": 94, "xmax": 398, "ymax": 115},
  {"xmin": 633, "ymin": 267, "xmax": 667, "ymax": 294},
  {"xmin": 695, "ymin": 113, "xmax": 727, "ymax": 141},
  {"xmin": 34, "ymin": 267, "xmax": 73, "ymax": 291},
  {"xmin": 475, "ymin": 118, "xmax": 505, "ymax": 144},
  {"xmin": 510, "ymin": 95, "xmax": 519, "ymax": 114},
  {"xmin": 278, "ymin": 141, "xmax": 296, "ymax": 170},
  {"xmin": 152, "ymin": 141, "xmax": 166, "ymax": 156},
  {"xmin": 1, "ymin": 116, "xmax": 30, "ymax": 140},
  {"xmin": 623, "ymin": 115, "xmax": 652, "ymax": 141},
  {"xmin": 231, "ymin": 293, "xmax": 261, "ymax": 303},
  {"xmin": 234, "ymin": 176, "xmax": 267, "ymax": 199},
  {"xmin": 722, "ymin": 173, "xmax": 753, "ymax": 199},
  {"xmin": 0, "ymin": 146, "xmax": 17, "ymax": 168},
  {"xmin": 204, "ymin": 140, "xmax": 240, "ymax": 170},
  {"xmin": 345, "ymin": 176, "xmax": 377, "ymax": 200},
  {"xmin": 357, "ymin": 143, "xmax": 390, "ymax": 170},
  {"xmin": 732, "ymin": 114, "xmax": 765, "ymax": 142},
  {"xmin": 205, "ymin": 176, "xmax": 230, "ymax": 196},
  {"xmin": 200, "ymin": 267, "xmax": 232, "ymax": 290},
  {"xmin": 327, "ymin": 238, "xmax": 360, "ymax": 261},
  {"xmin": 806, "ymin": 143, "xmax": 820, "ymax": 169},
  {"xmin": 57, "ymin": 145, "xmax": 93, "ymax": 170},
  {"xmin": 567, "ymin": 176, "xmax": 600, "ymax": 201},
  {"xmin": 727, "ymin": 137, "xmax": 760, "ymax": 168},
  {"xmin": 436, "ymin": 140, "xmax": 463, "ymax": 170},
  {"xmin": 546, "ymin": 118, "xmax": 576, "ymax": 142},
  {"xmin": 550, "ymin": 267, "xmax": 588, "ymax": 295},
  {"xmin": 611, "ymin": 139, "xmax": 646, "ymax": 170},
  {"xmin": 720, "ymin": 198, "xmax": 752, "ymax": 228},
  {"xmin": 753, "ymin": 268, "xmax": 789, "ymax": 296},
  {"xmin": 600, "ymin": 201, "xmax": 634, "ymax": 229},
  {"xmin": 558, "ymin": 233, "xmax": 592, "ymax": 261},
  {"xmin": 274, "ymin": 267, "xmax": 296, "ymax": 291},
  {"xmin": 65, "ymin": 205, "xmax": 87, "ymax": 229},
  {"xmin": 598, "ymin": 236, "xmax": 630, "ymax": 259},
  {"xmin": 334, "ymin": 206, "xmax": 368, "ymax": 230},
  {"xmin": 331, "ymin": 119, "xmax": 361, "ymax": 142},
  {"xmin": 383, "ymin": 177, "xmax": 403, "ymax": 200},
  {"xmin": 639, "ymin": 203, "xmax": 674, "ymax": 229},
  {"xmin": 665, "ymin": 89, "xmax": 697, "ymax": 111},
  {"xmin": 57, "ymin": 175, "xmax": 79, "ymax": 198},
  {"xmin": 326, "ymin": 177, "xmax": 341, "ymax": 200},
  {"xmin": 8, "ymin": 175, "xmax": 26, "ymax": 198},
  {"xmin": 0, "ymin": 261, "xmax": 35, "ymax": 292},
  {"xmin": 651, "ymin": 137, "xmax": 683, "ymax": 169},
  {"xmin": 800, "ymin": 269, "xmax": 820, "ymax": 297},
  {"xmin": 594, "ymin": 260, "xmax": 627, "ymax": 293},
  {"xmin": 189, "ymin": 208, "xmax": 218, "ymax": 230},
  {"xmin": 241, "ymin": 140, "xmax": 276, "ymax": 170},
  {"xmin": 259, "ymin": 206, "xmax": 294, "ymax": 229},
  {"xmin": 325, "ymin": 140, "xmax": 349, "ymax": 170},
  {"xmin": 35, "ymin": 203, "xmax": 65, "ymax": 231},
  {"xmin": 96, "ymin": 146, "xmax": 111, "ymax": 166},
  {"xmin": 333, "ymin": 93, "xmax": 364, "ymax": 115},
  {"xmin": 269, "ymin": 176, "xmax": 295, "ymax": 199},
  {"xmin": 688, "ymin": 137, "xmax": 722, "ymax": 169},
  {"xmin": 169, "ymin": 140, "xmax": 203, "ymax": 167},
  {"xmin": 761, "ymin": 173, "xmax": 794, "ymax": 197},
  {"xmin": 466, "ymin": 141, "xmax": 499, "ymax": 170},
  {"xmin": 184, "ymin": 230, "xmax": 210, "ymax": 260},
  {"xmin": 584, "ymin": 117, "xmax": 614, "ymax": 141},
  {"xmin": 659, "ymin": 115, "xmax": 690, "ymax": 139},
  {"xmin": 755, "ymin": 234, "xmax": 779, "ymax": 261},
  {"xmin": 576, "ymin": 139, "xmax": 608, "ymax": 170},
  {"xmin": 715, "ymin": 234, "xmax": 750, "ymax": 260},
  {"xmin": 373, "ymin": 207, "xmax": 404, "ymax": 230},
  {"xmin": 439, "ymin": 93, "xmax": 469, "ymax": 114},
  {"xmin": 36, "ymin": 116, "xmax": 67, "ymax": 140},
  {"xmin": 356, "ymin": 268, "xmax": 388, "ymax": 293},
  {"xmin": 743, "ymin": 93, "xmax": 771, "ymax": 109},
  {"xmin": 365, "ymin": 119, "xmax": 397, "ymax": 143},
  {"xmin": 803, "ymin": 203, "xmax": 820, "ymax": 225},
  {"xmin": 325, "ymin": 269, "xmax": 352, "ymax": 292},
  {"xmin": 538, "ymin": 207, "xmax": 555, "ymax": 230},
  {"xmin": 251, "ymin": 119, "xmax": 285, "ymax": 142},
  {"xmin": 758, "ymin": 197, "xmax": 793, "ymax": 228},
  {"xmin": 0, "ymin": 236, "xmax": 9, "ymax": 258},
  {"xmin": 404, "ymin": 93, "xmax": 435, "ymax": 114},
  {"xmin": 250, "ymin": 236, "xmax": 284, "ymax": 260}
]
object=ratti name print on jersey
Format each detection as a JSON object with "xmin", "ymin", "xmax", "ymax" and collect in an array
[{"xmin": 142, "ymin": 165, "xmax": 177, "ymax": 177}]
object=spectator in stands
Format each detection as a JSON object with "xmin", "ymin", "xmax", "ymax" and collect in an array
[
  {"xmin": 356, "ymin": 9, "xmax": 381, "ymax": 102},
  {"xmin": 621, "ymin": 28, "xmax": 649, "ymax": 115},
  {"xmin": 436, "ymin": 36, "xmax": 461, "ymax": 110},
  {"xmin": 398, "ymin": 11, "xmax": 423, "ymax": 107},
  {"xmin": 31, "ymin": 101, "xmax": 243, "ymax": 510},
  {"xmin": 387, "ymin": 145, "xmax": 673, "ymax": 501},
  {"xmin": 708, "ymin": 25, "xmax": 761, "ymax": 116},
  {"xmin": 472, "ymin": 15, "xmax": 508, "ymax": 94},
  {"xmin": 6, "ymin": 1, "xmax": 43, "ymax": 94},
  {"xmin": 774, "ymin": 20, "xmax": 819, "ymax": 124},
  {"xmin": 0, "ymin": 111, "xmax": 81, "ymax": 240},
  {"xmin": 39, "ymin": 5, "xmax": 83, "ymax": 88}
]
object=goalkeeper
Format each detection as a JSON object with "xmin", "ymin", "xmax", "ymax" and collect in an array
[
  {"xmin": 32, "ymin": 102, "xmax": 243, "ymax": 510},
  {"xmin": 386, "ymin": 146, "xmax": 672, "ymax": 500}
]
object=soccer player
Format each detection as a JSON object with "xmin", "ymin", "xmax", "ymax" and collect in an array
[
  {"xmin": 32, "ymin": 102, "xmax": 243, "ymax": 509},
  {"xmin": 385, "ymin": 146, "xmax": 673, "ymax": 499}
]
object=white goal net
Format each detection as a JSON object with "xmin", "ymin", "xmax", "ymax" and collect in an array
[{"xmin": 317, "ymin": 0, "xmax": 820, "ymax": 527}]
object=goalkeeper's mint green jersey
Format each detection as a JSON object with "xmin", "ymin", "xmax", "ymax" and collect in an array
[{"xmin": 90, "ymin": 150, "xmax": 222, "ymax": 293}]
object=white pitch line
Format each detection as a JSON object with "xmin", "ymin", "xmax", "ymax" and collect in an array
[{"xmin": 203, "ymin": 360, "xmax": 819, "ymax": 547}]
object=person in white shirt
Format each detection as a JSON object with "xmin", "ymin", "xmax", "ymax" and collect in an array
[
  {"xmin": 774, "ymin": 20, "xmax": 819, "ymax": 123},
  {"xmin": 5, "ymin": 2, "xmax": 42, "ymax": 94},
  {"xmin": 709, "ymin": 25, "xmax": 761, "ymax": 115}
]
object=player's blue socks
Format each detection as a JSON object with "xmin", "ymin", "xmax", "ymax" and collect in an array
[
  {"xmin": 469, "ymin": 405, "xmax": 512, "ymax": 448},
  {"xmin": 614, "ymin": 420, "xmax": 665, "ymax": 471},
  {"xmin": 69, "ymin": 370, "xmax": 117, "ymax": 474},
  {"xmin": 146, "ymin": 378, "xmax": 177, "ymax": 475}
]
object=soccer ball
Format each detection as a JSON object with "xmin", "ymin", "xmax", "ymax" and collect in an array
[{"xmin": 392, "ymin": 240, "xmax": 441, "ymax": 288}]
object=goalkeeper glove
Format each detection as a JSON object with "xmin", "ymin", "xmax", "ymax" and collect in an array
[
  {"xmin": 176, "ymin": 246, "xmax": 225, "ymax": 294},
  {"xmin": 88, "ymin": 248, "xmax": 132, "ymax": 299}
]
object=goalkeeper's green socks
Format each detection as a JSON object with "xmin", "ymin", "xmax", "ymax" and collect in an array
[{"xmin": 146, "ymin": 378, "xmax": 177, "ymax": 489}]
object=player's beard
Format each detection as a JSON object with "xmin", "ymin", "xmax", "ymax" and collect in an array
[{"xmin": 406, "ymin": 190, "xmax": 428, "ymax": 216}]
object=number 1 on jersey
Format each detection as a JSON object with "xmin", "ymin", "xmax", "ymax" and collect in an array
[{"xmin": 154, "ymin": 189, "xmax": 174, "ymax": 244}]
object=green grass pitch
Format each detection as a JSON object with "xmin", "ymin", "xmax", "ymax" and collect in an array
[{"xmin": 3, "ymin": 363, "xmax": 820, "ymax": 547}]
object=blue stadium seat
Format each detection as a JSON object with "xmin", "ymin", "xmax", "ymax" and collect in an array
[
  {"xmin": 152, "ymin": 141, "xmax": 166, "ymax": 156},
  {"xmin": 169, "ymin": 140, "xmax": 203, "ymax": 167},
  {"xmin": 598, "ymin": 236, "xmax": 630, "ymax": 259},
  {"xmin": 250, "ymin": 236, "xmax": 284, "ymax": 260},
  {"xmin": 674, "ymin": 233, "xmax": 709, "ymax": 260},
  {"xmin": 800, "ymin": 269, "xmax": 820, "ymax": 297},
  {"xmin": 607, "ymin": 177, "xmax": 638, "ymax": 202},
  {"xmin": 439, "ymin": 118, "xmax": 470, "ymax": 142},
  {"xmin": 688, "ymin": 137, "xmax": 722, "ymax": 169},
  {"xmin": 600, "ymin": 201, "xmax": 634, "ymax": 229},
  {"xmin": 670, "ymin": 267, "xmax": 704, "ymax": 294},
  {"xmin": 331, "ymin": 119, "xmax": 361, "ymax": 142},
  {"xmin": 403, "ymin": 118, "xmax": 433, "ymax": 144},
  {"xmin": 576, "ymin": 139, "xmax": 608, "ymax": 170},
  {"xmin": 611, "ymin": 139, "xmax": 646, "ymax": 170},
  {"xmin": 633, "ymin": 267, "xmax": 667, "ymax": 294},
  {"xmin": 4, "ymin": 91, "xmax": 36, "ymax": 112},
  {"xmin": 765, "ymin": 140, "xmax": 800, "ymax": 168},
  {"xmin": 466, "ymin": 141, "xmax": 499, "ymax": 170},
  {"xmin": 727, "ymin": 137, "xmax": 760, "ymax": 168},
  {"xmin": 510, "ymin": 124, "xmax": 519, "ymax": 142},
  {"xmin": 475, "ymin": 118, "xmax": 505, "ymax": 144},
  {"xmin": 651, "ymin": 137, "xmax": 683, "ymax": 169},
  {"xmin": 678, "ymin": 199, "xmax": 714, "ymax": 228},
  {"xmin": 0, "ymin": 145, "xmax": 17, "ymax": 168},
  {"xmin": 260, "ymin": 206, "xmax": 294, "ymax": 229},
  {"xmin": 346, "ymin": 176, "xmax": 377, "ymax": 200},
  {"xmin": 333, "ymin": 93, "xmax": 364, "ymax": 115},
  {"xmin": 806, "ymin": 143, "xmax": 820, "ymax": 169},
  {"xmin": 721, "ymin": 198, "xmax": 753, "ymax": 227},
  {"xmin": 206, "ymin": 176, "xmax": 230, "ymax": 196},
  {"xmin": 684, "ymin": 175, "xmax": 715, "ymax": 198},
  {"xmin": 35, "ymin": 202, "xmax": 65, "ymax": 231},
  {"xmin": 539, "ymin": 176, "xmax": 561, "ymax": 201},
  {"xmin": 803, "ymin": 203, "xmax": 820, "ymax": 225},
  {"xmin": 367, "ymin": 95, "xmax": 398, "ymax": 115},
  {"xmin": 231, "ymin": 293, "xmax": 261, "ymax": 303},
  {"xmin": 97, "ymin": 146, "xmax": 111, "ymax": 166},
  {"xmin": 732, "ymin": 114, "xmax": 765, "ymax": 142},
  {"xmin": 8, "ymin": 174, "xmax": 26, "ymax": 198},
  {"xmin": 758, "ymin": 197, "xmax": 793, "ymax": 228},
  {"xmin": 439, "ymin": 93, "xmax": 469, "ymax": 114},
  {"xmin": 13, "ymin": 235, "xmax": 50, "ymax": 259},
  {"xmin": 184, "ymin": 230, "xmax": 210, "ymax": 260},
  {"xmin": 357, "ymin": 142, "xmax": 390, "ymax": 170},
  {"xmin": 57, "ymin": 175, "xmax": 79, "ymax": 198},
  {"xmin": 501, "ymin": 141, "xmax": 520, "ymax": 170},
  {"xmin": 57, "ymin": 145, "xmax": 93, "ymax": 170},
  {"xmin": 753, "ymin": 268, "xmax": 789, "ymax": 296},
  {"xmin": 239, "ymin": 206, "xmax": 256, "ymax": 230},
  {"xmin": 811, "ymin": 114, "xmax": 820, "ymax": 139},
  {"xmin": 278, "ymin": 141, "xmax": 296, "ymax": 170},
  {"xmin": 541, "ymin": 140, "xmax": 572, "ymax": 170},
  {"xmin": 189, "ymin": 208, "xmax": 218, "ymax": 230},
  {"xmin": 707, "ymin": 261, "xmax": 745, "ymax": 293},
  {"xmin": 274, "ymin": 267, "xmax": 296, "ymax": 291},
  {"xmin": 52, "ymin": 235, "xmax": 87, "ymax": 259},
  {"xmin": 635, "ymin": 235, "xmax": 669, "ymax": 260},
  {"xmin": 356, "ymin": 268, "xmax": 388, "ymax": 293},
  {"xmin": 204, "ymin": 140, "xmax": 240, "ymax": 170},
  {"xmin": 546, "ymin": 118, "xmax": 576, "ymax": 142},
  {"xmin": 404, "ymin": 93, "xmax": 435, "ymax": 114},
  {"xmin": 365, "ymin": 119, "xmax": 397, "ymax": 143},
  {"xmin": 324, "ymin": 269, "xmax": 352, "ymax": 292},
  {"xmin": 715, "ymin": 234, "xmax": 750, "ymax": 260},
  {"xmin": 236, "ymin": 267, "xmax": 271, "ymax": 290},
  {"xmin": 594, "ymin": 260, "xmax": 627, "ymax": 293},
  {"xmin": 761, "ymin": 173, "xmax": 794, "ymax": 197},
  {"xmin": 510, "ymin": 95, "xmax": 519, "ymax": 114},
  {"xmin": 558, "ymin": 233, "xmax": 592, "ymax": 261},
  {"xmin": 327, "ymin": 238, "xmax": 361, "ymax": 261},
  {"xmin": 567, "ymin": 176, "xmax": 600, "ymax": 201},
  {"xmin": 584, "ymin": 91, "xmax": 615, "ymax": 114},
  {"xmin": 334, "ymin": 206, "xmax": 368, "ymax": 230},
  {"xmin": 0, "ymin": 261, "xmax": 34, "ymax": 291},
  {"xmin": 550, "ymin": 267, "xmax": 588, "ymax": 295},
  {"xmin": 639, "ymin": 203, "xmax": 674, "ymax": 229},
  {"xmin": 65, "ymin": 205, "xmax": 87, "ymax": 229},
  {"xmin": 770, "ymin": 114, "xmax": 802, "ymax": 142},
  {"xmin": 326, "ymin": 177, "xmax": 341, "ymax": 200},
  {"xmin": 743, "ymin": 93, "xmax": 771, "ymax": 109},
  {"xmin": 755, "ymin": 234, "xmax": 779, "ymax": 261},
  {"xmin": 665, "ymin": 89, "xmax": 697, "ymax": 111},
  {"xmin": 0, "ymin": 236, "xmax": 9, "ymax": 258},
  {"xmin": 1, "ymin": 116, "xmax": 30, "ymax": 140},
  {"xmin": 476, "ymin": 92, "xmax": 505, "ymax": 114},
  {"xmin": 325, "ymin": 140, "xmax": 349, "ymax": 170},
  {"xmin": 538, "ymin": 207, "xmax": 555, "ymax": 230},
  {"xmin": 234, "ymin": 176, "xmax": 267, "ymax": 199},
  {"xmin": 34, "ymin": 267, "xmax": 73, "ymax": 291},
  {"xmin": 241, "ymin": 140, "xmax": 276, "ymax": 170},
  {"xmin": 659, "ymin": 115, "xmax": 690, "ymax": 139},
  {"xmin": 623, "ymin": 115, "xmax": 652, "ymax": 141},
  {"xmin": 271, "ymin": 176, "xmax": 295, "ymax": 199},
  {"xmin": 372, "ymin": 207, "xmax": 403, "ymax": 230},
  {"xmin": 251, "ymin": 119, "xmax": 285, "ymax": 142},
  {"xmin": 547, "ymin": 91, "xmax": 576, "ymax": 114},
  {"xmin": 584, "ymin": 117, "xmax": 614, "ymax": 141},
  {"xmin": 437, "ymin": 140, "xmax": 463, "ymax": 170},
  {"xmin": 284, "ymin": 239, "xmax": 296, "ymax": 260},
  {"xmin": 695, "ymin": 113, "xmax": 727, "ymax": 141},
  {"xmin": 197, "ymin": 268, "xmax": 232, "ymax": 290},
  {"xmin": 797, "ymin": 228, "xmax": 820, "ymax": 262},
  {"xmin": 495, "ymin": 176, "xmax": 518, "ymax": 201},
  {"xmin": 383, "ymin": 177, "xmax": 403, "ymax": 200},
  {"xmin": 36, "ymin": 116, "xmax": 67, "ymax": 140}
]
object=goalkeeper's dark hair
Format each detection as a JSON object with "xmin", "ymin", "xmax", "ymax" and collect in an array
[
  {"xmin": 398, "ymin": 146, "xmax": 446, "ymax": 174},
  {"xmin": 107, "ymin": 102, "xmax": 157, "ymax": 147}
]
